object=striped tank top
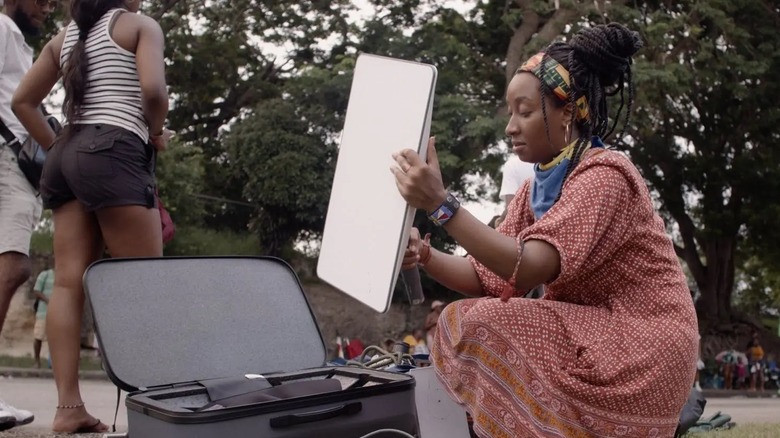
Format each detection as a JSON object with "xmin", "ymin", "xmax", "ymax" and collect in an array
[{"xmin": 60, "ymin": 9, "xmax": 148, "ymax": 141}]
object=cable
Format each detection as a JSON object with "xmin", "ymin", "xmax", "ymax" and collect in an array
[
  {"xmin": 344, "ymin": 345, "xmax": 418, "ymax": 370},
  {"xmin": 359, "ymin": 428, "xmax": 416, "ymax": 438}
]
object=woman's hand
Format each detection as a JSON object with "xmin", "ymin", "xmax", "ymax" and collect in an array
[
  {"xmin": 402, "ymin": 228, "xmax": 432, "ymax": 270},
  {"xmin": 391, "ymin": 137, "xmax": 448, "ymax": 213},
  {"xmin": 150, "ymin": 128, "xmax": 173, "ymax": 151},
  {"xmin": 402, "ymin": 228, "xmax": 423, "ymax": 270}
]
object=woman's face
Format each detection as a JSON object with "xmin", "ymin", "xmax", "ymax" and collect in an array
[{"xmin": 504, "ymin": 72, "xmax": 569, "ymax": 164}]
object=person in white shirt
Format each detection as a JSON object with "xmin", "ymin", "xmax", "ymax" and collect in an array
[
  {"xmin": 495, "ymin": 154, "xmax": 534, "ymax": 228},
  {"xmin": 0, "ymin": 0, "xmax": 55, "ymax": 432}
]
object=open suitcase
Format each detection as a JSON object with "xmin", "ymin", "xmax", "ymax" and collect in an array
[{"xmin": 84, "ymin": 257, "xmax": 419, "ymax": 438}]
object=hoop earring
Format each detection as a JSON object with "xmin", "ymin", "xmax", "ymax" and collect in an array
[{"xmin": 564, "ymin": 124, "xmax": 572, "ymax": 145}]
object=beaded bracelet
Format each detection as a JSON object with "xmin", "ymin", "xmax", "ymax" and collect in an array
[
  {"xmin": 56, "ymin": 402, "xmax": 85, "ymax": 409},
  {"xmin": 500, "ymin": 239, "xmax": 525, "ymax": 301}
]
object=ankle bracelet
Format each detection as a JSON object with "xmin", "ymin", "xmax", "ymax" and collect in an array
[{"xmin": 56, "ymin": 402, "xmax": 85, "ymax": 409}]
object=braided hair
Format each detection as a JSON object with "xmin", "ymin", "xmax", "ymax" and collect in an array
[
  {"xmin": 62, "ymin": 0, "xmax": 126, "ymax": 125},
  {"xmin": 524, "ymin": 23, "xmax": 643, "ymax": 201}
]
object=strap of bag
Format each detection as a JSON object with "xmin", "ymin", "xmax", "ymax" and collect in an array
[
  {"xmin": 0, "ymin": 117, "xmax": 22, "ymax": 154},
  {"xmin": 0, "ymin": 116, "xmax": 15, "ymax": 142},
  {"xmin": 0, "ymin": 105, "xmax": 49, "ymax": 155},
  {"xmin": 112, "ymin": 387, "xmax": 121, "ymax": 433}
]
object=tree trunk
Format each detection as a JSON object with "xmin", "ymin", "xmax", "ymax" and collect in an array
[
  {"xmin": 694, "ymin": 237, "xmax": 737, "ymax": 325},
  {"xmin": 504, "ymin": 4, "xmax": 582, "ymax": 85},
  {"xmin": 504, "ymin": 1, "xmax": 624, "ymax": 85},
  {"xmin": 505, "ymin": 2, "xmax": 541, "ymax": 85}
]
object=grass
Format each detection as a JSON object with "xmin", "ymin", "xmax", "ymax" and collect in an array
[
  {"xmin": 0, "ymin": 354, "xmax": 104, "ymax": 371},
  {"xmin": 687, "ymin": 424, "xmax": 780, "ymax": 437}
]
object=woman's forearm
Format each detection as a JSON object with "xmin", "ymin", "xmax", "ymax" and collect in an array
[
  {"xmin": 442, "ymin": 207, "xmax": 560, "ymax": 291},
  {"xmin": 11, "ymin": 104, "xmax": 55, "ymax": 149},
  {"xmin": 443, "ymin": 208, "xmax": 519, "ymax": 279},
  {"xmin": 141, "ymin": 90, "xmax": 168, "ymax": 135},
  {"xmin": 422, "ymin": 248, "xmax": 483, "ymax": 297}
]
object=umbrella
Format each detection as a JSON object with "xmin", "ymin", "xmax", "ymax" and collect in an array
[{"xmin": 715, "ymin": 350, "xmax": 748, "ymax": 364}]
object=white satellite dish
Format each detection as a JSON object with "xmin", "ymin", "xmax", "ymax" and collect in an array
[{"xmin": 318, "ymin": 54, "xmax": 437, "ymax": 313}]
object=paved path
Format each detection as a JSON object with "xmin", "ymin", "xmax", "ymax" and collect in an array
[
  {"xmin": 699, "ymin": 396, "xmax": 780, "ymax": 424},
  {"xmin": 0, "ymin": 377, "xmax": 127, "ymax": 436},
  {"xmin": 1, "ymin": 377, "xmax": 779, "ymax": 437}
]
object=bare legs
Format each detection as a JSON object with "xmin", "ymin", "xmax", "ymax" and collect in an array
[
  {"xmin": 0, "ymin": 252, "xmax": 31, "ymax": 335},
  {"xmin": 33, "ymin": 338, "xmax": 43, "ymax": 368},
  {"xmin": 48, "ymin": 201, "xmax": 104, "ymax": 432},
  {"xmin": 48, "ymin": 202, "xmax": 161, "ymax": 433}
]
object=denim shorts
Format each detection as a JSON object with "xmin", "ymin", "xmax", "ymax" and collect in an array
[{"xmin": 41, "ymin": 124, "xmax": 157, "ymax": 212}]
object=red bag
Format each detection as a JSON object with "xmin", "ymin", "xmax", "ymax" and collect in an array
[
  {"xmin": 344, "ymin": 338, "xmax": 365, "ymax": 360},
  {"xmin": 157, "ymin": 192, "xmax": 175, "ymax": 244},
  {"xmin": 151, "ymin": 149, "xmax": 174, "ymax": 244}
]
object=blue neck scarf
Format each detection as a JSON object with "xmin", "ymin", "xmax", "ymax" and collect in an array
[{"xmin": 530, "ymin": 136, "xmax": 604, "ymax": 219}]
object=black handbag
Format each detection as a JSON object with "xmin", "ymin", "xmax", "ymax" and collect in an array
[
  {"xmin": 0, "ymin": 113, "xmax": 61, "ymax": 191},
  {"xmin": 674, "ymin": 387, "xmax": 707, "ymax": 437}
]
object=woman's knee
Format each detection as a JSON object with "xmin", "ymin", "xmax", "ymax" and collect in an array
[
  {"xmin": 460, "ymin": 298, "xmax": 510, "ymax": 325},
  {"xmin": 52, "ymin": 272, "xmax": 86, "ymax": 297}
]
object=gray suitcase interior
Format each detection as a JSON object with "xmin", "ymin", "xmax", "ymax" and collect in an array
[{"xmin": 84, "ymin": 257, "xmax": 417, "ymax": 437}]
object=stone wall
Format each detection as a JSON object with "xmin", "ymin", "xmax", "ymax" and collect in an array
[
  {"xmin": 303, "ymin": 282, "xmax": 433, "ymax": 359},
  {"xmin": 1, "ymin": 260, "xmax": 437, "ymax": 361},
  {"xmin": 5, "ymin": 259, "xmax": 779, "ymax": 364}
]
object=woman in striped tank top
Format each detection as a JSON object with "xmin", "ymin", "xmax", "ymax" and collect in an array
[{"xmin": 12, "ymin": 0, "xmax": 169, "ymax": 433}]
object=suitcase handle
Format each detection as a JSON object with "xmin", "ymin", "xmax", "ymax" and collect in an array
[{"xmin": 269, "ymin": 402, "xmax": 362, "ymax": 429}]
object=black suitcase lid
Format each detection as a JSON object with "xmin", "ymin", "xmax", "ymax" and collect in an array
[{"xmin": 83, "ymin": 256, "xmax": 327, "ymax": 392}]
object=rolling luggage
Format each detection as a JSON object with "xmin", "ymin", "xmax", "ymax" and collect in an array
[{"xmin": 84, "ymin": 257, "xmax": 418, "ymax": 438}]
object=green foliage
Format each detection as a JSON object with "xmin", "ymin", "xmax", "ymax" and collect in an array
[
  {"xmin": 164, "ymin": 226, "xmax": 261, "ymax": 256},
  {"xmin": 214, "ymin": 6, "xmax": 513, "ymax": 254},
  {"xmin": 156, "ymin": 140, "xmax": 206, "ymax": 227},
  {"xmin": 217, "ymin": 56, "xmax": 357, "ymax": 254},
  {"xmin": 27, "ymin": 0, "xmax": 778, "ymax": 316},
  {"xmin": 734, "ymin": 256, "xmax": 780, "ymax": 316},
  {"xmin": 142, "ymin": 0, "xmax": 357, "ymax": 234},
  {"xmin": 29, "ymin": 229, "xmax": 53, "ymax": 255},
  {"xmin": 29, "ymin": 210, "xmax": 54, "ymax": 255},
  {"xmin": 607, "ymin": 0, "xmax": 780, "ymax": 320},
  {"xmin": 687, "ymin": 424, "xmax": 780, "ymax": 438},
  {"xmin": 223, "ymin": 97, "xmax": 336, "ymax": 255},
  {"xmin": 353, "ymin": 5, "xmax": 511, "ymax": 209},
  {"xmin": 29, "ymin": 6, "xmax": 68, "ymax": 54},
  {"xmin": 146, "ymin": 0, "xmax": 355, "ymax": 148}
]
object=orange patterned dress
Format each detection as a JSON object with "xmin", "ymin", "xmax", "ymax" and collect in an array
[{"xmin": 432, "ymin": 149, "xmax": 699, "ymax": 437}]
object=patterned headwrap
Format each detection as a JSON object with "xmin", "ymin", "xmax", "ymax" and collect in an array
[{"xmin": 518, "ymin": 52, "xmax": 590, "ymax": 121}]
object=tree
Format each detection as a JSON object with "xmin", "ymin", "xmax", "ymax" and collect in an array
[
  {"xmin": 463, "ymin": 0, "xmax": 780, "ymax": 327},
  {"xmin": 144, "ymin": 0, "xmax": 356, "ymax": 232},
  {"xmin": 155, "ymin": 140, "xmax": 207, "ymax": 226},
  {"xmin": 223, "ymin": 96, "xmax": 337, "ymax": 256},
  {"xmin": 33, "ymin": 1, "xmax": 780, "ymax": 324},
  {"xmin": 611, "ymin": 0, "xmax": 780, "ymax": 325},
  {"xmin": 464, "ymin": 0, "xmax": 627, "ymax": 86},
  {"xmin": 388, "ymin": 0, "xmax": 780, "ymax": 322},
  {"xmin": 734, "ymin": 255, "xmax": 780, "ymax": 318},
  {"xmin": 221, "ymin": 3, "xmax": 514, "ymax": 255}
]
